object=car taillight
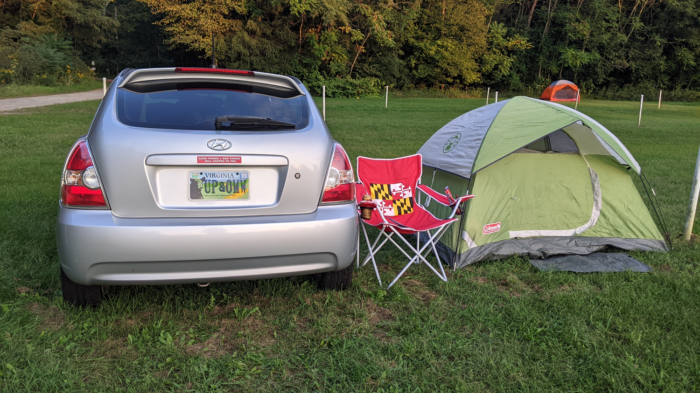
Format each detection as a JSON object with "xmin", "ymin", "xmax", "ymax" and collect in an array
[
  {"xmin": 321, "ymin": 143, "xmax": 355, "ymax": 204},
  {"xmin": 61, "ymin": 140, "xmax": 108, "ymax": 208}
]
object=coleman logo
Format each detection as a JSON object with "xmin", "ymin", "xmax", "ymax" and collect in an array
[
  {"xmin": 483, "ymin": 222, "xmax": 501, "ymax": 235},
  {"xmin": 443, "ymin": 133, "xmax": 461, "ymax": 153}
]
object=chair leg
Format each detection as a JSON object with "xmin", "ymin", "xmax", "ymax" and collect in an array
[
  {"xmin": 360, "ymin": 221, "xmax": 385, "ymax": 287},
  {"xmin": 361, "ymin": 223, "xmax": 391, "ymax": 267},
  {"xmin": 387, "ymin": 257, "xmax": 415, "ymax": 289},
  {"xmin": 428, "ymin": 229, "xmax": 448, "ymax": 281},
  {"xmin": 418, "ymin": 227, "xmax": 451, "ymax": 282},
  {"xmin": 385, "ymin": 225, "xmax": 452, "ymax": 286},
  {"xmin": 356, "ymin": 228, "xmax": 360, "ymax": 268},
  {"xmin": 359, "ymin": 221, "xmax": 453, "ymax": 289},
  {"xmin": 416, "ymin": 231, "xmax": 420, "ymax": 264}
]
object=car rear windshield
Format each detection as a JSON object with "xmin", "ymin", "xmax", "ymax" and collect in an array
[{"xmin": 116, "ymin": 80, "xmax": 309, "ymax": 130}]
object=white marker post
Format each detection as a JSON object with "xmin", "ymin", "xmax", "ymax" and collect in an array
[
  {"xmin": 495, "ymin": 91, "xmax": 498, "ymax": 103},
  {"xmin": 638, "ymin": 94, "xmax": 644, "ymax": 126},
  {"xmin": 322, "ymin": 86, "xmax": 326, "ymax": 121},
  {"xmin": 385, "ymin": 86, "xmax": 388, "ymax": 108},
  {"xmin": 486, "ymin": 87, "xmax": 490, "ymax": 105},
  {"xmin": 658, "ymin": 90, "xmax": 662, "ymax": 109},
  {"xmin": 684, "ymin": 147, "xmax": 700, "ymax": 241},
  {"xmin": 103, "ymin": 77, "xmax": 107, "ymax": 97},
  {"xmin": 575, "ymin": 90, "xmax": 580, "ymax": 110}
]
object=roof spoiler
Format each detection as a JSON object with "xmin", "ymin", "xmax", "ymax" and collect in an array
[{"xmin": 118, "ymin": 68, "xmax": 305, "ymax": 96}]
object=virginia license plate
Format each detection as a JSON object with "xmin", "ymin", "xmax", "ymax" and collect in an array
[{"xmin": 189, "ymin": 171, "xmax": 250, "ymax": 200}]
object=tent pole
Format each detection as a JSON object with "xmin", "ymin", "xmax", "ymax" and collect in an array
[{"xmin": 684, "ymin": 146, "xmax": 700, "ymax": 241}]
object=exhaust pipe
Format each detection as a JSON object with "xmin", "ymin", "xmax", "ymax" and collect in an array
[{"xmin": 197, "ymin": 283, "xmax": 210, "ymax": 288}]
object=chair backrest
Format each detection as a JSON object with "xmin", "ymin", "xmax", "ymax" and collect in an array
[{"xmin": 357, "ymin": 154, "xmax": 422, "ymax": 217}]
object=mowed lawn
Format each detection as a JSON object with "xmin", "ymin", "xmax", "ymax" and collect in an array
[{"xmin": 0, "ymin": 97, "xmax": 699, "ymax": 391}]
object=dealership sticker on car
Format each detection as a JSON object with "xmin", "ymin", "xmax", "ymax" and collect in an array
[
  {"xmin": 483, "ymin": 222, "xmax": 501, "ymax": 235},
  {"xmin": 189, "ymin": 171, "xmax": 250, "ymax": 200}
]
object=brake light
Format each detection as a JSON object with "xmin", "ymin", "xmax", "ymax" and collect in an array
[
  {"xmin": 174, "ymin": 67, "xmax": 255, "ymax": 76},
  {"xmin": 321, "ymin": 143, "xmax": 355, "ymax": 204},
  {"xmin": 61, "ymin": 140, "xmax": 107, "ymax": 208}
]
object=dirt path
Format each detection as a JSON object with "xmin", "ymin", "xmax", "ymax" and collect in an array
[{"xmin": 0, "ymin": 89, "xmax": 103, "ymax": 112}]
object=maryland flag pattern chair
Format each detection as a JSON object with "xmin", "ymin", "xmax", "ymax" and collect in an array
[{"xmin": 356, "ymin": 154, "xmax": 474, "ymax": 288}]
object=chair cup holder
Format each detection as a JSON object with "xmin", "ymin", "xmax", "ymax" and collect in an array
[{"xmin": 359, "ymin": 201, "xmax": 375, "ymax": 220}]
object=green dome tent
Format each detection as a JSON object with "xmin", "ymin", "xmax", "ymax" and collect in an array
[{"xmin": 417, "ymin": 96, "xmax": 668, "ymax": 268}]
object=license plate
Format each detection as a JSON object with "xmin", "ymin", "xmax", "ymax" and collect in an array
[{"xmin": 189, "ymin": 171, "xmax": 250, "ymax": 200}]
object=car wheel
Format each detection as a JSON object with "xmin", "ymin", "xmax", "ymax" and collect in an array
[
  {"xmin": 318, "ymin": 262, "xmax": 354, "ymax": 290},
  {"xmin": 60, "ymin": 268, "xmax": 105, "ymax": 307}
]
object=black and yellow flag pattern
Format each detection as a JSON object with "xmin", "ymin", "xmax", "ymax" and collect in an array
[
  {"xmin": 369, "ymin": 183, "xmax": 414, "ymax": 216},
  {"xmin": 392, "ymin": 197, "xmax": 414, "ymax": 215},
  {"xmin": 369, "ymin": 183, "xmax": 393, "ymax": 201}
]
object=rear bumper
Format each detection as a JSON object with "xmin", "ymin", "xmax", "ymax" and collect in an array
[{"xmin": 57, "ymin": 204, "xmax": 358, "ymax": 285}]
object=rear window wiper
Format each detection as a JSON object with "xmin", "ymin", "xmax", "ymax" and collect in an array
[{"xmin": 215, "ymin": 116, "xmax": 296, "ymax": 130}]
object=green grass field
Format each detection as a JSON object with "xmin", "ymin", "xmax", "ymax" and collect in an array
[
  {"xmin": 0, "ymin": 80, "xmax": 104, "ymax": 99},
  {"xmin": 1, "ymin": 98, "xmax": 699, "ymax": 391}
]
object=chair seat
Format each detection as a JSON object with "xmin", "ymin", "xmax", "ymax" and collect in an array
[
  {"xmin": 356, "ymin": 183, "xmax": 458, "ymax": 233},
  {"xmin": 379, "ymin": 205, "xmax": 458, "ymax": 232}
]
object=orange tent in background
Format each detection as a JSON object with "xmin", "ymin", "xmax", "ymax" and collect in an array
[{"xmin": 540, "ymin": 80, "xmax": 579, "ymax": 102}]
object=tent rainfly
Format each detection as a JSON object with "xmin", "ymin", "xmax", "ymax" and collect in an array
[
  {"xmin": 540, "ymin": 80, "xmax": 579, "ymax": 102},
  {"xmin": 417, "ymin": 96, "xmax": 668, "ymax": 268}
]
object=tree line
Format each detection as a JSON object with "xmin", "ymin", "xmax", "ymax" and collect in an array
[{"xmin": 1, "ymin": 0, "xmax": 698, "ymax": 97}]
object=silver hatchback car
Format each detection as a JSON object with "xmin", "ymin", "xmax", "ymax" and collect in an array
[{"xmin": 57, "ymin": 67, "xmax": 358, "ymax": 306}]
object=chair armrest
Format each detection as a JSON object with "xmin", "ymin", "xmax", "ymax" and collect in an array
[
  {"xmin": 417, "ymin": 184, "xmax": 474, "ymax": 218},
  {"xmin": 417, "ymin": 184, "xmax": 473, "ymax": 206}
]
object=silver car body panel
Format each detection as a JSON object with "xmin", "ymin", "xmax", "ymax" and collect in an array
[
  {"xmin": 58, "ymin": 204, "xmax": 357, "ymax": 285},
  {"xmin": 58, "ymin": 68, "xmax": 357, "ymax": 286},
  {"xmin": 88, "ymin": 69, "xmax": 332, "ymax": 218}
]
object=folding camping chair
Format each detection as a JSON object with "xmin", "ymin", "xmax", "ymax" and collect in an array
[{"xmin": 355, "ymin": 154, "xmax": 474, "ymax": 289}]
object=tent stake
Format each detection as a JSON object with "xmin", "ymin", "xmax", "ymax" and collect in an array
[
  {"xmin": 385, "ymin": 86, "xmax": 388, "ymax": 108},
  {"xmin": 103, "ymin": 77, "xmax": 107, "ymax": 97},
  {"xmin": 486, "ymin": 87, "xmax": 490, "ymax": 105},
  {"xmin": 684, "ymin": 146, "xmax": 700, "ymax": 241},
  {"xmin": 322, "ymin": 86, "xmax": 326, "ymax": 121},
  {"xmin": 658, "ymin": 90, "xmax": 662, "ymax": 109},
  {"xmin": 638, "ymin": 94, "xmax": 644, "ymax": 126},
  {"xmin": 495, "ymin": 91, "xmax": 498, "ymax": 103}
]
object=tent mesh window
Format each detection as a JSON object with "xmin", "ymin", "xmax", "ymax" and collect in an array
[{"xmin": 522, "ymin": 130, "xmax": 578, "ymax": 153}]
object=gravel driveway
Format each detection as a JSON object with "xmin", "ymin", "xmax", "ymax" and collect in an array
[{"xmin": 0, "ymin": 89, "xmax": 104, "ymax": 112}]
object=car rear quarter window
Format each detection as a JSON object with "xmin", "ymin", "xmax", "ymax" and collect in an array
[{"xmin": 117, "ymin": 80, "xmax": 309, "ymax": 130}]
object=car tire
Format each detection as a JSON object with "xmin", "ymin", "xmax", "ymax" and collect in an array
[
  {"xmin": 60, "ymin": 268, "xmax": 104, "ymax": 307},
  {"xmin": 317, "ymin": 262, "xmax": 354, "ymax": 290}
]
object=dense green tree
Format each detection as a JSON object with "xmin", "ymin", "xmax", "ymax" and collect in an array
[
  {"xmin": 2, "ymin": 0, "xmax": 698, "ymax": 92},
  {"xmin": 0, "ymin": 0, "xmax": 118, "ymax": 83}
]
